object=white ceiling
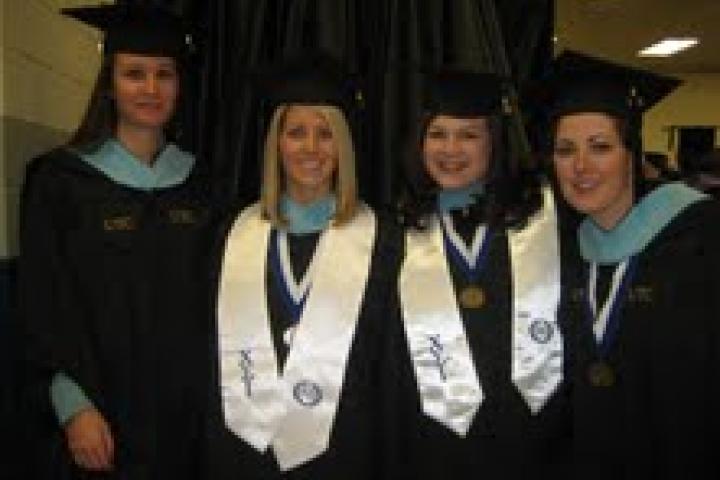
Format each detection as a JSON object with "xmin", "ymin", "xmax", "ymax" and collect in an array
[{"xmin": 555, "ymin": 0, "xmax": 720, "ymax": 73}]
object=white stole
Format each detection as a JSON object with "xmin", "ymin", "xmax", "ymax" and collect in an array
[
  {"xmin": 508, "ymin": 186, "xmax": 563, "ymax": 413},
  {"xmin": 399, "ymin": 186, "xmax": 562, "ymax": 435},
  {"xmin": 217, "ymin": 203, "xmax": 376, "ymax": 470}
]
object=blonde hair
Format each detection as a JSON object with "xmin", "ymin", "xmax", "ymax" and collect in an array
[{"xmin": 261, "ymin": 104, "xmax": 358, "ymax": 226}]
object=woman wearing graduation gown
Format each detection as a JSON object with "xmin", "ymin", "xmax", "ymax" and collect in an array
[
  {"xmin": 385, "ymin": 70, "xmax": 571, "ymax": 480},
  {"xmin": 18, "ymin": 5, "xmax": 212, "ymax": 479},
  {"xmin": 548, "ymin": 51, "xmax": 720, "ymax": 478},
  {"xmin": 205, "ymin": 60, "xmax": 400, "ymax": 479}
]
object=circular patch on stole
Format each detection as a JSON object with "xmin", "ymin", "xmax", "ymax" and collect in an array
[
  {"xmin": 529, "ymin": 319, "xmax": 554, "ymax": 344},
  {"xmin": 293, "ymin": 380, "xmax": 323, "ymax": 407}
]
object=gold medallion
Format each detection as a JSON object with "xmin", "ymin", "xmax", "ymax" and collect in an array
[
  {"xmin": 587, "ymin": 361, "xmax": 615, "ymax": 388},
  {"xmin": 459, "ymin": 285, "xmax": 485, "ymax": 309}
]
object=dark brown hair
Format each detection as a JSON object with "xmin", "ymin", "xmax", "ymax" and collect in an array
[
  {"xmin": 399, "ymin": 112, "xmax": 542, "ymax": 229},
  {"xmin": 550, "ymin": 112, "xmax": 646, "ymax": 198}
]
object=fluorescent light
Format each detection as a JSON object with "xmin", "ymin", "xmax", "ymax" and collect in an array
[{"xmin": 638, "ymin": 38, "xmax": 698, "ymax": 57}]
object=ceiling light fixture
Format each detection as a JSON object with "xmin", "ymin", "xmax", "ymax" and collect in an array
[{"xmin": 638, "ymin": 38, "xmax": 699, "ymax": 57}]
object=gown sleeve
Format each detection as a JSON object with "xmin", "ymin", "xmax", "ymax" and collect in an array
[
  {"xmin": 17, "ymin": 151, "xmax": 85, "ymax": 479},
  {"xmin": 49, "ymin": 372, "xmax": 94, "ymax": 425},
  {"xmin": 18, "ymin": 152, "xmax": 81, "ymax": 378}
]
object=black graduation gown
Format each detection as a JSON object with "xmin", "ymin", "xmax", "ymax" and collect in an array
[
  {"xmin": 19, "ymin": 148, "xmax": 215, "ymax": 480},
  {"xmin": 383, "ymin": 209, "xmax": 573, "ymax": 480},
  {"xmin": 205, "ymin": 211, "xmax": 402, "ymax": 480},
  {"xmin": 561, "ymin": 198, "xmax": 720, "ymax": 479}
]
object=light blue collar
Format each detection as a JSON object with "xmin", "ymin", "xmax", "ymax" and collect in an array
[
  {"xmin": 280, "ymin": 194, "xmax": 336, "ymax": 234},
  {"xmin": 437, "ymin": 182, "xmax": 485, "ymax": 212},
  {"xmin": 578, "ymin": 182, "xmax": 708, "ymax": 264},
  {"xmin": 79, "ymin": 139, "xmax": 195, "ymax": 190}
]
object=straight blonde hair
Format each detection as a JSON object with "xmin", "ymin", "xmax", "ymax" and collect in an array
[{"xmin": 261, "ymin": 104, "xmax": 358, "ymax": 227}]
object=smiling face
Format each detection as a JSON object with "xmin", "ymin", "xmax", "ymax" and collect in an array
[
  {"xmin": 279, "ymin": 105, "xmax": 339, "ymax": 203},
  {"xmin": 553, "ymin": 112, "xmax": 635, "ymax": 229},
  {"xmin": 422, "ymin": 115, "xmax": 491, "ymax": 189},
  {"xmin": 112, "ymin": 53, "xmax": 179, "ymax": 133}
]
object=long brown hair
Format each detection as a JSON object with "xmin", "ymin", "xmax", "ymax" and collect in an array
[
  {"xmin": 67, "ymin": 56, "xmax": 116, "ymax": 151},
  {"xmin": 550, "ymin": 112, "xmax": 647, "ymax": 198}
]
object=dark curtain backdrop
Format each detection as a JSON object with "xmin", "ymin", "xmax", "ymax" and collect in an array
[
  {"xmin": 1, "ymin": 3, "xmax": 551, "ymax": 474},
  {"xmin": 136, "ymin": 0, "xmax": 553, "ymax": 209}
]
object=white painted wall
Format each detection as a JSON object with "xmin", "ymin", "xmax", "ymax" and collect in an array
[{"xmin": 1, "ymin": 0, "xmax": 103, "ymax": 258}]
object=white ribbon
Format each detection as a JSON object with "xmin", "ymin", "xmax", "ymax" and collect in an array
[
  {"xmin": 399, "ymin": 185, "xmax": 563, "ymax": 433},
  {"xmin": 588, "ymin": 260, "xmax": 629, "ymax": 343},
  {"xmin": 277, "ymin": 230, "xmax": 320, "ymax": 305},
  {"xmin": 508, "ymin": 186, "xmax": 563, "ymax": 414},
  {"xmin": 440, "ymin": 213, "xmax": 488, "ymax": 268},
  {"xmin": 217, "ymin": 203, "xmax": 376, "ymax": 470}
]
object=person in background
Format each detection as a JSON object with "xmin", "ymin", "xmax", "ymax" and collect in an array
[
  {"xmin": 642, "ymin": 151, "xmax": 680, "ymax": 182},
  {"xmin": 685, "ymin": 148, "xmax": 720, "ymax": 198},
  {"xmin": 547, "ymin": 50, "xmax": 720, "ymax": 479},
  {"xmin": 19, "ymin": 4, "xmax": 213, "ymax": 479}
]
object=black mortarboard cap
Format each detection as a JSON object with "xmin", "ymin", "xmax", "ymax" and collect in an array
[
  {"xmin": 259, "ymin": 54, "xmax": 360, "ymax": 114},
  {"xmin": 61, "ymin": 4, "xmax": 189, "ymax": 58},
  {"xmin": 541, "ymin": 50, "xmax": 681, "ymax": 120},
  {"xmin": 423, "ymin": 69, "xmax": 508, "ymax": 116}
]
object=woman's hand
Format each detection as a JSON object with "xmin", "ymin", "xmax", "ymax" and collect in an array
[{"xmin": 64, "ymin": 408, "xmax": 115, "ymax": 472}]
